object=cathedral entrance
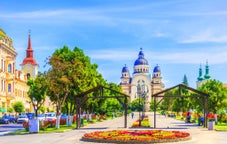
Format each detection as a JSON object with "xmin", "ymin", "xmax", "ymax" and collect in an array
[{"xmin": 74, "ymin": 85, "xmax": 130, "ymax": 129}]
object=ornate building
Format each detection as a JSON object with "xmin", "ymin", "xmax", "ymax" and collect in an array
[
  {"xmin": 0, "ymin": 29, "xmax": 18, "ymax": 115},
  {"xmin": 120, "ymin": 48, "xmax": 164, "ymax": 111},
  {"xmin": 0, "ymin": 29, "xmax": 54, "ymax": 116},
  {"xmin": 196, "ymin": 61, "xmax": 211, "ymax": 88}
]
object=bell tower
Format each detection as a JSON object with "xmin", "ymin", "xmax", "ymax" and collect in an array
[{"xmin": 21, "ymin": 31, "xmax": 38, "ymax": 79}]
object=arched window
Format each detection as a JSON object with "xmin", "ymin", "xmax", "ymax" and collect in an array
[
  {"xmin": 8, "ymin": 64, "xmax": 12, "ymax": 73},
  {"xmin": 27, "ymin": 73, "xmax": 31, "ymax": 79},
  {"xmin": 8, "ymin": 84, "xmax": 11, "ymax": 92}
]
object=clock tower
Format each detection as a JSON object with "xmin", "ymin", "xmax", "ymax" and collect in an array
[{"xmin": 21, "ymin": 31, "xmax": 38, "ymax": 79}]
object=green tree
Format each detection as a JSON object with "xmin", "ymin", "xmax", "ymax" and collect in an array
[
  {"xmin": 7, "ymin": 107, "xmax": 14, "ymax": 113},
  {"xmin": 13, "ymin": 101, "xmax": 25, "ymax": 114},
  {"xmin": 46, "ymin": 46, "xmax": 84, "ymax": 128},
  {"xmin": 198, "ymin": 79, "xmax": 227, "ymax": 113},
  {"xmin": 130, "ymin": 98, "xmax": 144, "ymax": 112},
  {"xmin": 182, "ymin": 74, "xmax": 189, "ymax": 86},
  {"xmin": 64, "ymin": 47, "xmax": 105, "ymax": 117},
  {"xmin": 27, "ymin": 72, "xmax": 48, "ymax": 117}
]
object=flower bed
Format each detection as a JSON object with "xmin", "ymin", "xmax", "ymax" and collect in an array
[
  {"xmin": 81, "ymin": 130, "xmax": 191, "ymax": 143},
  {"xmin": 131, "ymin": 115, "xmax": 150, "ymax": 128}
]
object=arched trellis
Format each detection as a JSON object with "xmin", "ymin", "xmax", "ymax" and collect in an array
[
  {"xmin": 74, "ymin": 85, "xmax": 130, "ymax": 129},
  {"xmin": 152, "ymin": 84, "xmax": 209, "ymax": 128}
]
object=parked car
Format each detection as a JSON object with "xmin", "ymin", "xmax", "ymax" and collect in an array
[
  {"xmin": 45, "ymin": 113, "xmax": 56, "ymax": 121},
  {"xmin": 17, "ymin": 115, "xmax": 29, "ymax": 124},
  {"xmin": 6, "ymin": 115, "xmax": 16, "ymax": 123},
  {"xmin": 37, "ymin": 114, "xmax": 45, "ymax": 121},
  {"xmin": 0, "ymin": 115, "xmax": 16, "ymax": 124},
  {"xmin": 0, "ymin": 117, "xmax": 10, "ymax": 124}
]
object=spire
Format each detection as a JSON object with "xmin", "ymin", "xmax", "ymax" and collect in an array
[
  {"xmin": 138, "ymin": 47, "xmax": 144, "ymax": 59},
  {"xmin": 197, "ymin": 64, "xmax": 204, "ymax": 81},
  {"xmin": 28, "ymin": 30, "xmax": 32, "ymax": 50},
  {"xmin": 204, "ymin": 60, "xmax": 211, "ymax": 79},
  {"xmin": 21, "ymin": 30, "xmax": 38, "ymax": 65}
]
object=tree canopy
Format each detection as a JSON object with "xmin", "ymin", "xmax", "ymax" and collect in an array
[{"xmin": 198, "ymin": 79, "xmax": 227, "ymax": 113}]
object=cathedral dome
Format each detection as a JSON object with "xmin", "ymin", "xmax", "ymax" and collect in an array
[
  {"xmin": 134, "ymin": 48, "xmax": 149, "ymax": 66},
  {"xmin": 153, "ymin": 65, "xmax": 161, "ymax": 73},
  {"xmin": 122, "ymin": 65, "xmax": 129, "ymax": 73}
]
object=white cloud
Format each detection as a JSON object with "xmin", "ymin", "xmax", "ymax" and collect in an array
[
  {"xmin": 88, "ymin": 47, "xmax": 227, "ymax": 65},
  {"xmin": 179, "ymin": 30, "xmax": 227, "ymax": 43}
]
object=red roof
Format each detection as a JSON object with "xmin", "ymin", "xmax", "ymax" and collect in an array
[
  {"xmin": 21, "ymin": 33, "xmax": 38, "ymax": 66},
  {"xmin": 21, "ymin": 57, "xmax": 38, "ymax": 65}
]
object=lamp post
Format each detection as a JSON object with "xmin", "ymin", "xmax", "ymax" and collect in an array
[
  {"xmin": 33, "ymin": 98, "xmax": 38, "ymax": 118},
  {"xmin": 137, "ymin": 80, "xmax": 149, "ymax": 127}
]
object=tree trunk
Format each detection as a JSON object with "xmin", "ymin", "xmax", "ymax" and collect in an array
[{"xmin": 56, "ymin": 115, "xmax": 60, "ymax": 129}]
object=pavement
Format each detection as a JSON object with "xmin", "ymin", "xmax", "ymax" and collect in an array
[{"xmin": 0, "ymin": 112, "xmax": 226, "ymax": 144}]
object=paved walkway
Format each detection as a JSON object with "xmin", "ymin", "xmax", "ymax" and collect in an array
[{"xmin": 0, "ymin": 112, "xmax": 226, "ymax": 144}]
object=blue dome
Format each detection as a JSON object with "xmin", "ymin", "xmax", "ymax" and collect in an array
[
  {"xmin": 153, "ymin": 65, "xmax": 161, "ymax": 72},
  {"xmin": 134, "ymin": 48, "xmax": 149, "ymax": 66},
  {"xmin": 122, "ymin": 65, "xmax": 129, "ymax": 73}
]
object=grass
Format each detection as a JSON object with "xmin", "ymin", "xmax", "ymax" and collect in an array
[
  {"xmin": 7, "ymin": 118, "xmax": 108, "ymax": 135},
  {"xmin": 174, "ymin": 115, "xmax": 227, "ymax": 131},
  {"xmin": 8, "ymin": 123, "xmax": 77, "ymax": 135},
  {"xmin": 215, "ymin": 123, "xmax": 227, "ymax": 131}
]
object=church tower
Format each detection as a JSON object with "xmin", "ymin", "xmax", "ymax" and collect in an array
[
  {"xmin": 196, "ymin": 61, "xmax": 211, "ymax": 88},
  {"xmin": 120, "ymin": 64, "xmax": 131, "ymax": 95},
  {"xmin": 21, "ymin": 31, "xmax": 38, "ymax": 79}
]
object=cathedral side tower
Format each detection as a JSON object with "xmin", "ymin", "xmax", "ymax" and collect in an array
[
  {"xmin": 120, "ymin": 64, "xmax": 131, "ymax": 95},
  {"xmin": 21, "ymin": 32, "xmax": 38, "ymax": 79},
  {"xmin": 151, "ymin": 64, "xmax": 164, "ymax": 95}
]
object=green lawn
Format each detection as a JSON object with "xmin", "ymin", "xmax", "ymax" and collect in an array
[
  {"xmin": 8, "ymin": 118, "xmax": 105, "ymax": 135},
  {"xmin": 215, "ymin": 123, "xmax": 227, "ymax": 131},
  {"xmin": 8, "ymin": 123, "xmax": 78, "ymax": 135}
]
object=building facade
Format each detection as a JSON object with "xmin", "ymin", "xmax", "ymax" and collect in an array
[
  {"xmin": 0, "ymin": 29, "xmax": 54, "ymax": 116},
  {"xmin": 0, "ymin": 29, "xmax": 18, "ymax": 115},
  {"xmin": 120, "ymin": 48, "xmax": 164, "ymax": 111}
]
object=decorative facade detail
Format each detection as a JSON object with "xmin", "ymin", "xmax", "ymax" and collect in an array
[{"xmin": 120, "ymin": 48, "xmax": 164, "ymax": 111}]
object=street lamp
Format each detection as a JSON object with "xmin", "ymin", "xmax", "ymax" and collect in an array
[
  {"xmin": 33, "ymin": 98, "xmax": 38, "ymax": 118},
  {"xmin": 137, "ymin": 80, "xmax": 149, "ymax": 126}
]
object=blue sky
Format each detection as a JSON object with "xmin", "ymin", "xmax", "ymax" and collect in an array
[{"xmin": 1, "ymin": 0, "xmax": 227, "ymax": 88}]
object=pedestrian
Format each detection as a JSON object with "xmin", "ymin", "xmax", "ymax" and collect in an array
[{"xmin": 131, "ymin": 112, "xmax": 134, "ymax": 119}]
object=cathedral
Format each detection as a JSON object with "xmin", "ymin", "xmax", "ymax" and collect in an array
[{"xmin": 120, "ymin": 48, "xmax": 164, "ymax": 111}]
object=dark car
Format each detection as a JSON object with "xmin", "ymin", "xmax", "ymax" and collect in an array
[
  {"xmin": 0, "ymin": 115, "xmax": 16, "ymax": 124},
  {"xmin": 6, "ymin": 115, "xmax": 16, "ymax": 123},
  {"xmin": 0, "ymin": 117, "xmax": 10, "ymax": 124}
]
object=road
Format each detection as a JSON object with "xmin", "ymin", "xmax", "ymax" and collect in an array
[
  {"xmin": 0, "ymin": 123, "xmax": 24, "ymax": 136},
  {"xmin": 0, "ymin": 112, "xmax": 226, "ymax": 144}
]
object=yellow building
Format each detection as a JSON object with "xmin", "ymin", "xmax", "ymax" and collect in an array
[
  {"xmin": 0, "ymin": 29, "xmax": 55, "ymax": 117},
  {"xmin": 0, "ymin": 29, "xmax": 19, "ymax": 116}
]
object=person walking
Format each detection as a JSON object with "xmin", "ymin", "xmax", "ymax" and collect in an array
[{"xmin": 131, "ymin": 112, "xmax": 134, "ymax": 119}]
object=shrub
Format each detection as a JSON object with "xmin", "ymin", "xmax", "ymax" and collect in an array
[{"xmin": 22, "ymin": 122, "xmax": 29, "ymax": 131}]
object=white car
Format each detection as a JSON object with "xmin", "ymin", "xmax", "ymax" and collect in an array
[
  {"xmin": 17, "ymin": 115, "xmax": 29, "ymax": 124},
  {"xmin": 37, "ymin": 114, "xmax": 45, "ymax": 121},
  {"xmin": 45, "ymin": 113, "xmax": 56, "ymax": 121}
]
